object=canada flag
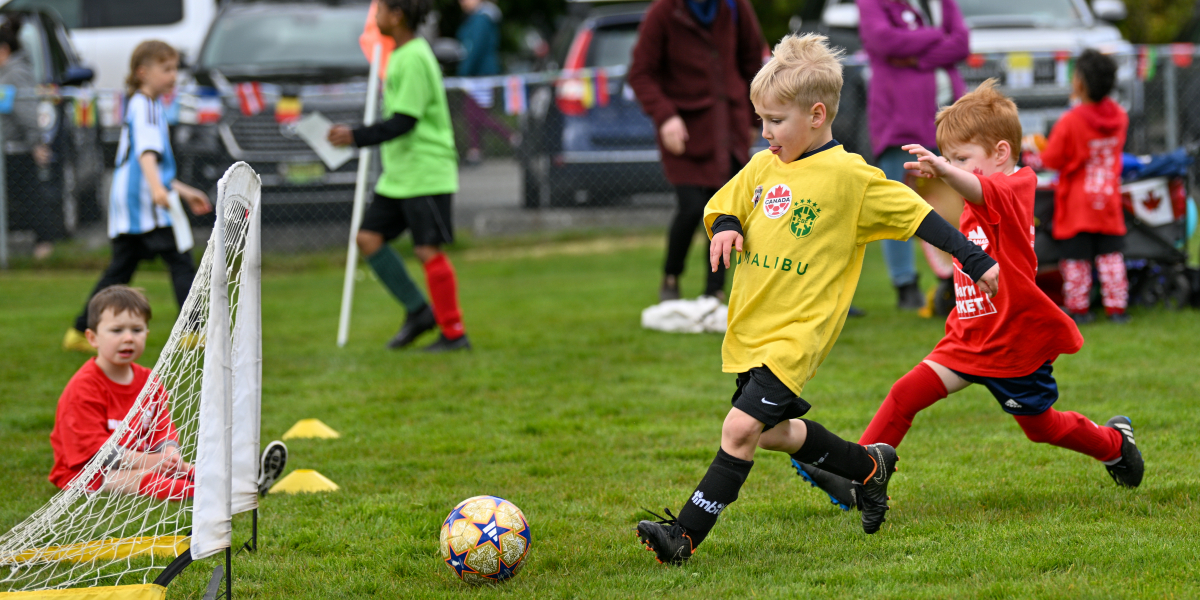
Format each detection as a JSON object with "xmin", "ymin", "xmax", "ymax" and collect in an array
[{"xmin": 763, "ymin": 184, "xmax": 792, "ymax": 219}]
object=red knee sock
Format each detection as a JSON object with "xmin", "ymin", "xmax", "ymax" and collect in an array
[
  {"xmin": 859, "ymin": 362, "xmax": 948, "ymax": 448},
  {"xmin": 1060, "ymin": 259, "xmax": 1092, "ymax": 314},
  {"xmin": 423, "ymin": 253, "xmax": 465, "ymax": 339},
  {"xmin": 1012, "ymin": 408, "xmax": 1122, "ymax": 462},
  {"xmin": 138, "ymin": 472, "xmax": 194, "ymax": 501},
  {"xmin": 1095, "ymin": 252, "xmax": 1128, "ymax": 315}
]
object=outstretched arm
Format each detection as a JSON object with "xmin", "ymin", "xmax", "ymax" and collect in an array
[
  {"xmin": 903, "ymin": 144, "xmax": 983, "ymax": 204},
  {"xmin": 914, "ymin": 211, "xmax": 999, "ymax": 296}
]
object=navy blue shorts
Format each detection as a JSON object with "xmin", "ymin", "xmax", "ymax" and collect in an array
[{"xmin": 949, "ymin": 361, "xmax": 1059, "ymax": 416}]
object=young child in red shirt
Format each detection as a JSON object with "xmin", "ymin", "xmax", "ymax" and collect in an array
[
  {"xmin": 50, "ymin": 285, "xmax": 194, "ymax": 500},
  {"xmin": 1041, "ymin": 49, "xmax": 1130, "ymax": 324},
  {"xmin": 793, "ymin": 80, "xmax": 1143, "ymax": 512}
]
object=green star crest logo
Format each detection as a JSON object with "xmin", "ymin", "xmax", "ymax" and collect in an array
[{"xmin": 789, "ymin": 199, "xmax": 821, "ymax": 238}]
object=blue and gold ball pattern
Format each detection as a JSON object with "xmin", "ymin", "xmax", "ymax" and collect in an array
[{"xmin": 439, "ymin": 496, "xmax": 531, "ymax": 584}]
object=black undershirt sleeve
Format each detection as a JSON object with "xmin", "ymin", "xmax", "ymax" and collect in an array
[
  {"xmin": 711, "ymin": 214, "xmax": 743, "ymax": 236},
  {"xmin": 914, "ymin": 211, "xmax": 997, "ymax": 282},
  {"xmin": 351, "ymin": 113, "xmax": 418, "ymax": 147}
]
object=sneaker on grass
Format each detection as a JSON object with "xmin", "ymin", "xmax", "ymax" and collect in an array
[
  {"xmin": 423, "ymin": 333, "xmax": 472, "ymax": 353},
  {"xmin": 635, "ymin": 508, "xmax": 693, "ymax": 565},
  {"xmin": 1104, "ymin": 416, "xmax": 1144, "ymax": 488},
  {"xmin": 792, "ymin": 459, "xmax": 857, "ymax": 511},
  {"xmin": 63, "ymin": 328, "xmax": 95, "ymax": 353},
  {"xmin": 257, "ymin": 440, "xmax": 288, "ymax": 496},
  {"xmin": 859, "ymin": 443, "xmax": 898, "ymax": 534},
  {"xmin": 387, "ymin": 305, "xmax": 436, "ymax": 349}
]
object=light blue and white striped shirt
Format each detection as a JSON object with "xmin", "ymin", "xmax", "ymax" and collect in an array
[{"xmin": 108, "ymin": 93, "xmax": 176, "ymax": 238}]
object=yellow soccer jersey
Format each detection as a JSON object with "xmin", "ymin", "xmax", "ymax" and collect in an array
[{"xmin": 703, "ymin": 145, "xmax": 933, "ymax": 395}]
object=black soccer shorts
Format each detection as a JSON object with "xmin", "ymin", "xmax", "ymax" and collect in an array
[
  {"xmin": 730, "ymin": 366, "xmax": 812, "ymax": 430},
  {"xmin": 359, "ymin": 192, "xmax": 454, "ymax": 246}
]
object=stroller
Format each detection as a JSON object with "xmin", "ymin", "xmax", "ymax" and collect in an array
[{"xmin": 1118, "ymin": 148, "xmax": 1197, "ymax": 309}]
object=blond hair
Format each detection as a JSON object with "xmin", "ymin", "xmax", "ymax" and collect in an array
[
  {"xmin": 750, "ymin": 33, "xmax": 844, "ymax": 120},
  {"xmin": 125, "ymin": 40, "xmax": 178, "ymax": 97},
  {"xmin": 935, "ymin": 79, "xmax": 1022, "ymax": 161}
]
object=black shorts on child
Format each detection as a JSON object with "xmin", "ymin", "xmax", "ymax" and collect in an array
[
  {"xmin": 360, "ymin": 192, "xmax": 454, "ymax": 246},
  {"xmin": 949, "ymin": 360, "xmax": 1058, "ymax": 416},
  {"xmin": 1057, "ymin": 232, "xmax": 1124, "ymax": 260},
  {"xmin": 731, "ymin": 366, "xmax": 812, "ymax": 429}
]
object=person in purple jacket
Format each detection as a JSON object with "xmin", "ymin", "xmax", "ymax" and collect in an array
[{"xmin": 857, "ymin": 0, "xmax": 969, "ymax": 309}]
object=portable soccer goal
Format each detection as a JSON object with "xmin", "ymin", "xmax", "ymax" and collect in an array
[{"xmin": 0, "ymin": 163, "xmax": 264, "ymax": 599}]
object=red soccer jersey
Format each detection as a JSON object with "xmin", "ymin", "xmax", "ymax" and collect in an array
[
  {"xmin": 49, "ymin": 359, "xmax": 179, "ymax": 489},
  {"xmin": 926, "ymin": 167, "xmax": 1083, "ymax": 377},
  {"xmin": 1041, "ymin": 97, "xmax": 1129, "ymax": 240}
]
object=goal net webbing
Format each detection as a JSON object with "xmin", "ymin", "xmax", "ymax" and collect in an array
[{"xmin": 0, "ymin": 163, "xmax": 262, "ymax": 593}]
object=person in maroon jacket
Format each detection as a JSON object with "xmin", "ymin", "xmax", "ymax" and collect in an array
[{"xmin": 628, "ymin": 0, "xmax": 766, "ymax": 302}]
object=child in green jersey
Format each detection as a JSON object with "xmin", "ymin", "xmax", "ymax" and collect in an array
[{"xmin": 330, "ymin": 0, "xmax": 468, "ymax": 352}]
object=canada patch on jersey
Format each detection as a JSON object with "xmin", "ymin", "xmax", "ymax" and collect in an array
[{"xmin": 763, "ymin": 184, "xmax": 792, "ymax": 219}]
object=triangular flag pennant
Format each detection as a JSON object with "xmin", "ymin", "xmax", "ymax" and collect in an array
[
  {"xmin": 580, "ymin": 72, "xmax": 594, "ymax": 109},
  {"xmin": 275, "ymin": 96, "xmax": 302, "ymax": 123},
  {"xmin": 236, "ymin": 82, "xmax": 265, "ymax": 116},
  {"xmin": 73, "ymin": 92, "xmax": 95, "ymax": 127},
  {"xmin": 359, "ymin": 0, "xmax": 395, "ymax": 76},
  {"xmin": 1137, "ymin": 46, "xmax": 1158, "ymax": 81},
  {"xmin": 596, "ymin": 68, "xmax": 609, "ymax": 106},
  {"xmin": 1171, "ymin": 43, "xmax": 1194, "ymax": 68},
  {"xmin": 504, "ymin": 75, "xmax": 526, "ymax": 115}
]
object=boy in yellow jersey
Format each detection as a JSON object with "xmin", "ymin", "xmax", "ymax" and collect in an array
[{"xmin": 636, "ymin": 33, "xmax": 1000, "ymax": 565}]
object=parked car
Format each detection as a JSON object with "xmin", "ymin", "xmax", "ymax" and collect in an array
[
  {"xmin": 176, "ymin": 0, "xmax": 463, "ymax": 223},
  {"xmin": 796, "ymin": 0, "xmax": 1133, "ymax": 156},
  {"xmin": 0, "ymin": 7, "xmax": 103, "ymax": 234}
]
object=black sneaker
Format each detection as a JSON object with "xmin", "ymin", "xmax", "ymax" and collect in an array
[
  {"xmin": 1104, "ymin": 416, "xmax": 1144, "ymax": 488},
  {"xmin": 896, "ymin": 279, "xmax": 926, "ymax": 310},
  {"xmin": 257, "ymin": 440, "xmax": 288, "ymax": 496},
  {"xmin": 792, "ymin": 459, "xmax": 857, "ymax": 511},
  {"xmin": 1108, "ymin": 312, "xmax": 1132, "ymax": 324},
  {"xmin": 386, "ymin": 305, "xmax": 436, "ymax": 349},
  {"xmin": 859, "ymin": 443, "xmax": 898, "ymax": 534},
  {"xmin": 635, "ymin": 508, "xmax": 693, "ymax": 565},
  {"xmin": 1067, "ymin": 310, "xmax": 1095, "ymax": 325},
  {"xmin": 423, "ymin": 333, "xmax": 472, "ymax": 353},
  {"xmin": 848, "ymin": 306, "xmax": 867, "ymax": 318}
]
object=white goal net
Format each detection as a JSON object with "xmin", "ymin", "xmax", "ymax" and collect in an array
[{"xmin": 0, "ymin": 163, "xmax": 263, "ymax": 592}]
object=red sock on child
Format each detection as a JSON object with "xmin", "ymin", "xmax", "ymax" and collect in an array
[
  {"xmin": 859, "ymin": 362, "xmax": 948, "ymax": 448},
  {"xmin": 423, "ymin": 253, "xmax": 465, "ymax": 340},
  {"xmin": 1012, "ymin": 408, "xmax": 1122, "ymax": 462},
  {"xmin": 138, "ymin": 472, "xmax": 194, "ymax": 501}
]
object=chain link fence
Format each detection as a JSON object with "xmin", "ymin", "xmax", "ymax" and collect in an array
[{"xmin": 2, "ymin": 45, "xmax": 1198, "ymax": 262}]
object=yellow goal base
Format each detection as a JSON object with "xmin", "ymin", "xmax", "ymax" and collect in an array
[
  {"xmin": 0, "ymin": 583, "xmax": 166, "ymax": 599},
  {"xmin": 3, "ymin": 536, "xmax": 188, "ymax": 565}
]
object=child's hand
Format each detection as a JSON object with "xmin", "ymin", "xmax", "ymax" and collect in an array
[
  {"xmin": 902, "ymin": 144, "xmax": 953, "ymax": 179},
  {"xmin": 976, "ymin": 263, "xmax": 1000, "ymax": 298},
  {"xmin": 151, "ymin": 184, "xmax": 170, "ymax": 208},
  {"xmin": 710, "ymin": 230, "xmax": 743, "ymax": 272},
  {"xmin": 172, "ymin": 182, "xmax": 213, "ymax": 215},
  {"xmin": 158, "ymin": 445, "xmax": 185, "ymax": 476},
  {"xmin": 327, "ymin": 125, "xmax": 354, "ymax": 147}
]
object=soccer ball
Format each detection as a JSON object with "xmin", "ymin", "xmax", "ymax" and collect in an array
[{"xmin": 439, "ymin": 495, "xmax": 531, "ymax": 584}]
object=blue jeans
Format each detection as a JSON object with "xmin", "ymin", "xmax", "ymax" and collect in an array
[{"xmin": 877, "ymin": 147, "xmax": 918, "ymax": 287}]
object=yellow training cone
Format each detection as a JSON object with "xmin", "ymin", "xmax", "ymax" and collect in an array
[
  {"xmin": 267, "ymin": 469, "xmax": 340, "ymax": 495},
  {"xmin": 281, "ymin": 418, "xmax": 340, "ymax": 440}
]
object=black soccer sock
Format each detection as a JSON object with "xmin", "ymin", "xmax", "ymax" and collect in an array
[
  {"xmin": 790, "ymin": 419, "xmax": 876, "ymax": 482},
  {"xmin": 675, "ymin": 447, "xmax": 753, "ymax": 548}
]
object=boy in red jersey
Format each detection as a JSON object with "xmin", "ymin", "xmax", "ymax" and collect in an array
[
  {"xmin": 1042, "ymin": 49, "xmax": 1130, "ymax": 324},
  {"xmin": 794, "ymin": 80, "xmax": 1143, "ymax": 512}
]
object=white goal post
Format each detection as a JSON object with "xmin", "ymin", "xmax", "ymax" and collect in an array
[{"xmin": 0, "ymin": 163, "xmax": 263, "ymax": 597}]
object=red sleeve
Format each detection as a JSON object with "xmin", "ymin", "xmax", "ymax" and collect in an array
[
  {"xmin": 627, "ymin": 3, "xmax": 677, "ymax": 129},
  {"xmin": 55, "ymin": 376, "xmax": 115, "ymax": 473},
  {"xmin": 972, "ymin": 172, "xmax": 1022, "ymax": 225},
  {"xmin": 1040, "ymin": 111, "xmax": 1082, "ymax": 173}
]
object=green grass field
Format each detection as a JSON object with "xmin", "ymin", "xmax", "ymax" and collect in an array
[{"xmin": 1, "ymin": 235, "xmax": 1198, "ymax": 599}]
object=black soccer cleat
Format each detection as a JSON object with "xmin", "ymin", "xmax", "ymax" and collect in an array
[
  {"xmin": 1104, "ymin": 416, "xmax": 1144, "ymax": 488},
  {"xmin": 257, "ymin": 440, "xmax": 288, "ymax": 496},
  {"xmin": 423, "ymin": 333, "xmax": 472, "ymax": 353},
  {"xmin": 386, "ymin": 305, "xmax": 436, "ymax": 349},
  {"xmin": 858, "ymin": 443, "xmax": 898, "ymax": 534},
  {"xmin": 792, "ymin": 459, "xmax": 857, "ymax": 511},
  {"xmin": 635, "ymin": 508, "xmax": 693, "ymax": 565}
]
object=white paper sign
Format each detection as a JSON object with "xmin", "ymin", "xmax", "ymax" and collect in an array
[
  {"xmin": 295, "ymin": 112, "xmax": 355, "ymax": 170},
  {"xmin": 167, "ymin": 190, "xmax": 194, "ymax": 253}
]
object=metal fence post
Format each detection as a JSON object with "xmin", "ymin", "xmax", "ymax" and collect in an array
[
  {"xmin": 0, "ymin": 101, "xmax": 7, "ymax": 270},
  {"xmin": 1163, "ymin": 47, "xmax": 1179, "ymax": 151}
]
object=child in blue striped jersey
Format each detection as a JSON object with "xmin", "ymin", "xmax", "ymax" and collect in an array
[{"xmin": 64, "ymin": 41, "xmax": 211, "ymax": 352}]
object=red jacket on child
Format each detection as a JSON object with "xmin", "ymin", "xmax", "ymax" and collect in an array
[
  {"xmin": 49, "ymin": 359, "xmax": 178, "ymax": 489},
  {"xmin": 1041, "ymin": 97, "xmax": 1128, "ymax": 240},
  {"xmin": 926, "ymin": 168, "xmax": 1084, "ymax": 377}
]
